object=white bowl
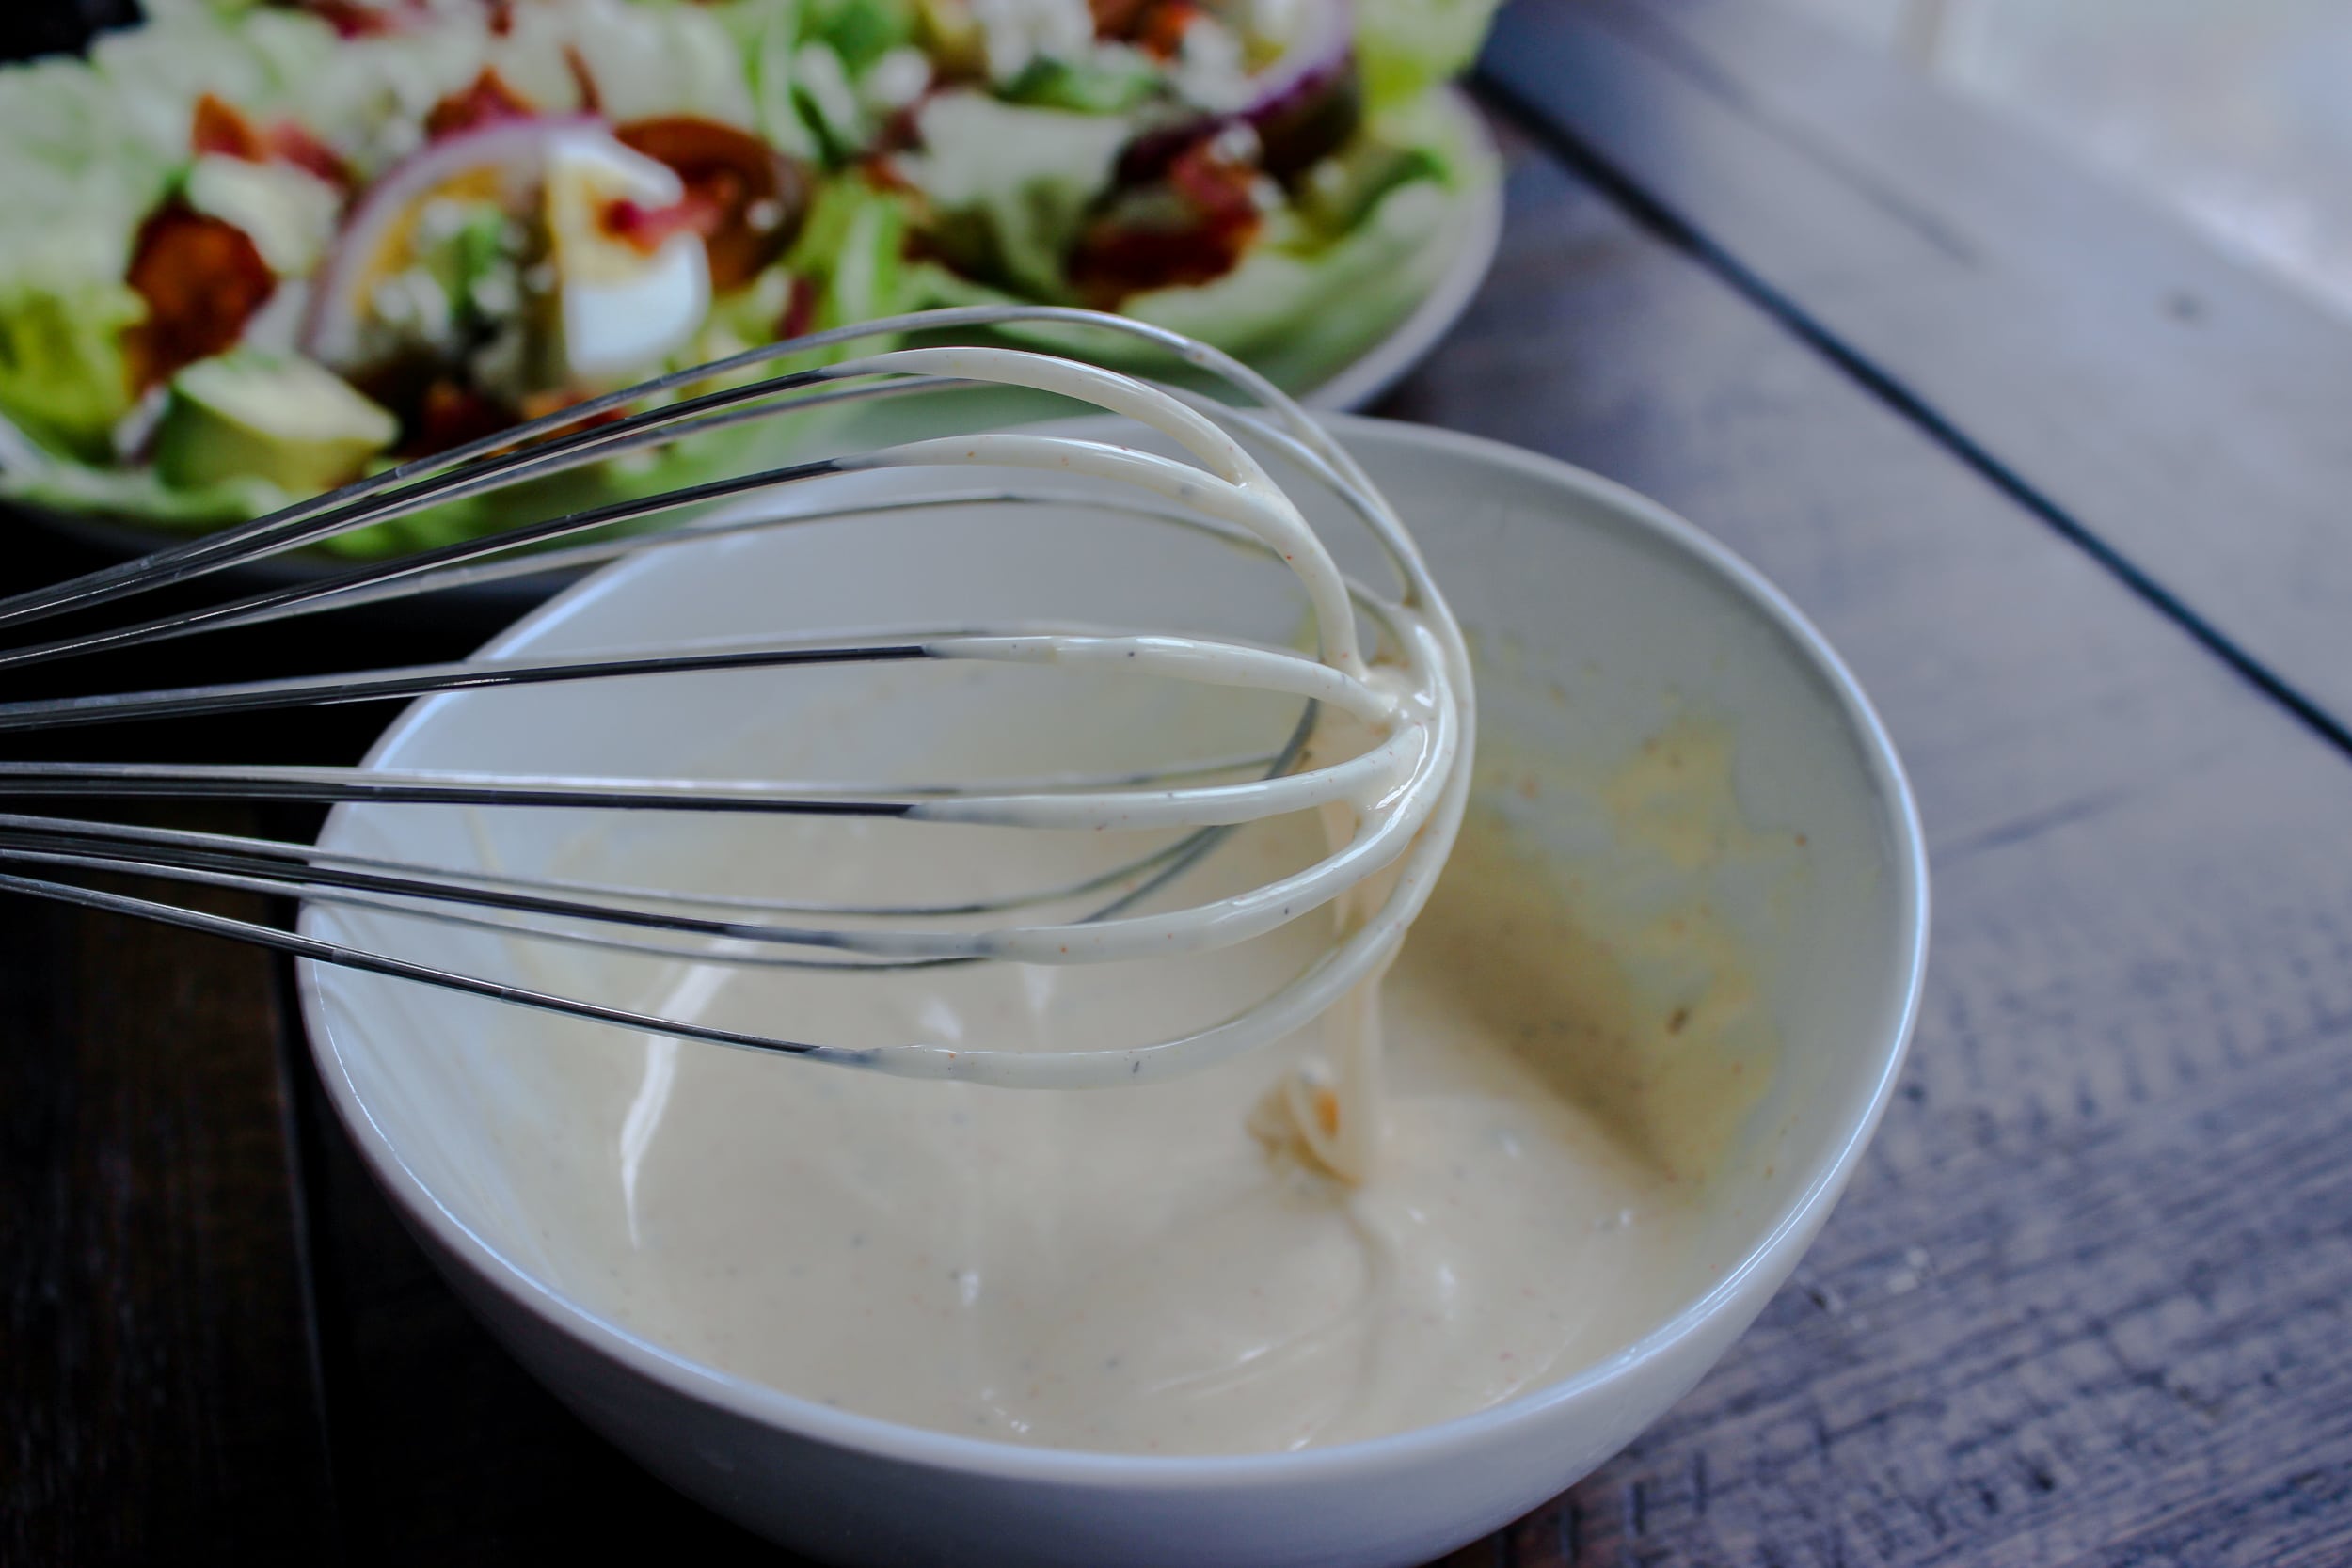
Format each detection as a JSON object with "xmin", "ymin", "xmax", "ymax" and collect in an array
[{"xmin": 300, "ymin": 415, "xmax": 1928, "ymax": 1568}]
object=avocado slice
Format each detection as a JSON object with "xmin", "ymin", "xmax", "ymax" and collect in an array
[{"xmin": 152, "ymin": 351, "xmax": 399, "ymax": 495}]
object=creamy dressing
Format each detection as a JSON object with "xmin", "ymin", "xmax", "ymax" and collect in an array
[
  {"xmin": 741, "ymin": 343, "xmax": 1473, "ymax": 1095},
  {"xmin": 511, "ymin": 718, "xmax": 1776, "ymax": 1457},
  {"xmin": 440, "ymin": 344, "xmax": 1768, "ymax": 1454}
]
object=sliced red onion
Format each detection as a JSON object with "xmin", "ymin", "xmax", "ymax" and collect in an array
[
  {"xmin": 300, "ymin": 114, "xmax": 597, "ymax": 370},
  {"xmin": 1118, "ymin": 0, "xmax": 1359, "ymax": 186}
]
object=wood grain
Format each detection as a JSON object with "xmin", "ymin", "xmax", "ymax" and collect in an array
[
  {"xmin": 1476, "ymin": 0, "xmax": 2352, "ymax": 747},
  {"xmin": 0, "ymin": 851, "xmax": 338, "ymax": 1564},
  {"xmin": 1387, "ymin": 121, "xmax": 2352, "ymax": 1565}
]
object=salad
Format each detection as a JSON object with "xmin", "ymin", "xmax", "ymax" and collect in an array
[{"xmin": 0, "ymin": 0, "xmax": 1498, "ymax": 554}]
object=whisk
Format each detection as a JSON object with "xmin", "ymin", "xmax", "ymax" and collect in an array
[{"xmin": 0, "ymin": 307, "xmax": 1471, "ymax": 1089}]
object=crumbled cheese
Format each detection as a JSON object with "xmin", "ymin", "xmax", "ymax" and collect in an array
[
  {"xmin": 1207, "ymin": 119, "xmax": 1263, "ymax": 166},
  {"xmin": 468, "ymin": 270, "xmax": 520, "ymax": 317},
  {"xmin": 468, "ymin": 321, "xmax": 532, "ymax": 404},
  {"xmin": 1172, "ymin": 13, "xmax": 1251, "ymax": 112},
  {"xmin": 968, "ymin": 0, "xmax": 1095, "ymax": 84},
  {"xmin": 860, "ymin": 46, "xmax": 933, "ymax": 113},
  {"xmin": 371, "ymin": 268, "xmax": 455, "ymax": 348}
]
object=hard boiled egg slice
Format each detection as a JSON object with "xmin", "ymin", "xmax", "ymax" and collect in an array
[{"xmin": 544, "ymin": 129, "xmax": 712, "ymax": 386}]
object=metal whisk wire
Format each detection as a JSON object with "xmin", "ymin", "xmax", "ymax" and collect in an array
[{"xmin": 0, "ymin": 307, "xmax": 1471, "ymax": 1087}]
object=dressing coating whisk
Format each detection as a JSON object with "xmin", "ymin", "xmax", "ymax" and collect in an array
[{"xmin": 0, "ymin": 307, "xmax": 1470, "ymax": 1088}]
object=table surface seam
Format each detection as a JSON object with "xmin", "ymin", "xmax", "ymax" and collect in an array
[{"xmin": 1470, "ymin": 55, "xmax": 2352, "ymax": 774}]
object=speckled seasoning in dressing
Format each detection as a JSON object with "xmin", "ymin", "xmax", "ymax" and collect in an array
[{"xmin": 511, "ymin": 710, "xmax": 1781, "ymax": 1457}]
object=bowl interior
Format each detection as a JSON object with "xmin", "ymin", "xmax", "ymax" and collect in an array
[{"xmin": 303, "ymin": 415, "xmax": 1921, "ymax": 1458}]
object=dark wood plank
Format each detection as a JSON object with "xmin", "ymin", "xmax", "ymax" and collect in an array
[
  {"xmin": 0, "ymin": 846, "xmax": 340, "ymax": 1564},
  {"xmin": 1374, "ymin": 120, "xmax": 2352, "ymax": 1564},
  {"xmin": 1476, "ymin": 0, "xmax": 2352, "ymax": 747}
]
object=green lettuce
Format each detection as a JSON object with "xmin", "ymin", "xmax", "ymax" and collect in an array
[
  {"xmin": 0, "ymin": 33, "xmax": 179, "ymax": 461},
  {"xmin": 1137, "ymin": 96, "xmax": 1495, "ymax": 388},
  {"xmin": 804, "ymin": 0, "xmax": 915, "ymax": 75},
  {"xmin": 4, "ymin": 451, "xmax": 284, "ymax": 526},
  {"xmin": 895, "ymin": 91, "xmax": 1129, "ymax": 300},
  {"xmin": 913, "ymin": 90, "xmax": 1496, "ymax": 396},
  {"xmin": 0, "ymin": 281, "xmax": 146, "ymax": 463},
  {"xmin": 1125, "ymin": 182, "xmax": 1455, "ymax": 379},
  {"xmin": 1357, "ymin": 0, "xmax": 1503, "ymax": 110},
  {"xmin": 710, "ymin": 0, "xmax": 828, "ymax": 162},
  {"xmin": 0, "ymin": 5, "xmax": 352, "ymax": 493},
  {"xmin": 792, "ymin": 178, "xmax": 913, "ymax": 332},
  {"xmin": 698, "ymin": 0, "xmax": 919, "ymax": 166},
  {"xmin": 0, "ymin": 0, "xmax": 1501, "ymax": 551},
  {"xmin": 109, "ymin": 1, "xmax": 764, "ymax": 180}
]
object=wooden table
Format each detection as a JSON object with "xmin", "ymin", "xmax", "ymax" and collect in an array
[{"xmin": 8, "ymin": 2, "xmax": 2352, "ymax": 1561}]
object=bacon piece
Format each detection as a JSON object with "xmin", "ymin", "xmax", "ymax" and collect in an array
[
  {"xmin": 564, "ymin": 44, "xmax": 603, "ymax": 116},
  {"xmin": 123, "ymin": 203, "xmax": 278, "ymax": 391},
  {"xmin": 1089, "ymin": 0, "xmax": 1153, "ymax": 40},
  {"xmin": 866, "ymin": 103, "xmax": 928, "ymax": 162},
  {"xmin": 410, "ymin": 378, "xmax": 516, "ymax": 457},
  {"xmin": 265, "ymin": 122, "xmax": 353, "ymax": 190},
  {"xmin": 298, "ymin": 0, "xmax": 405, "ymax": 38},
  {"xmin": 1137, "ymin": 1, "xmax": 1200, "ymax": 60},
  {"xmin": 1068, "ymin": 212, "xmax": 1257, "ymax": 305},
  {"xmin": 1068, "ymin": 138, "xmax": 1260, "ymax": 305},
  {"xmin": 777, "ymin": 274, "xmax": 818, "ymax": 341},
  {"xmin": 1167, "ymin": 138, "xmax": 1260, "ymax": 229},
  {"xmin": 190, "ymin": 93, "xmax": 355, "ymax": 192},
  {"xmin": 402, "ymin": 382, "xmax": 637, "ymax": 461},
  {"xmin": 192, "ymin": 92, "xmax": 267, "ymax": 161},
  {"xmin": 424, "ymin": 69, "xmax": 539, "ymax": 142},
  {"xmin": 600, "ymin": 194, "xmax": 722, "ymax": 253},
  {"xmin": 518, "ymin": 387, "xmax": 630, "ymax": 440},
  {"xmin": 614, "ymin": 118, "xmax": 807, "ymax": 291}
]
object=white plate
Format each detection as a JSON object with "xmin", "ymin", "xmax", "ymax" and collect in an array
[{"xmin": 1302, "ymin": 92, "xmax": 1504, "ymax": 411}]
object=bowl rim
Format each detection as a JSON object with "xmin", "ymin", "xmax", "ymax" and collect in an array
[{"xmin": 299, "ymin": 412, "xmax": 1931, "ymax": 1489}]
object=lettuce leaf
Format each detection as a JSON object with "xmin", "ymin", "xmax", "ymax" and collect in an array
[
  {"xmin": 792, "ymin": 178, "xmax": 913, "ymax": 332},
  {"xmin": 708, "ymin": 0, "xmax": 829, "ymax": 162},
  {"xmin": 914, "ymin": 90, "xmax": 1495, "ymax": 395},
  {"xmin": 690, "ymin": 0, "xmax": 929, "ymax": 166},
  {"xmin": 98, "ymin": 1, "xmax": 764, "ymax": 184},
  {"xmin": 524, "ymin": 0, "xmax": 758, "ymax": 128},
  {"xmin": 2, "ymin": 451, "xmax": 284, "ymax": 527},
  {"xmin": 895, "ymin": 90, "xmax": 1128, "ymax": 300},
  {"xmin": 0, "ymin": 6, "xmax": 356, "ymax": 471},
  {"xmin": 804, "ymin": 0, "xmax": 916, "ymax": 75},
  {"xmin": 0, "ymin": 282, "xmax": 147, "ymax": 461},
  {"xmin": 1357, "ymin": 0, "xmax": 1502, "ymax": 111},
  {"xmin": 0, "ymin": 0, "xmax": 1497, "ymax": 552},
  {"xmin": 1126, "ymin": 179, "xmax": 1453, "ymax": 383},
  {"xmin": 1136, "ymin": 93, "xmax": 1494, "ymax": 385},
  {"xmin": 0, "ymin": 31, "xmax": 184, "ymax": 461}
]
